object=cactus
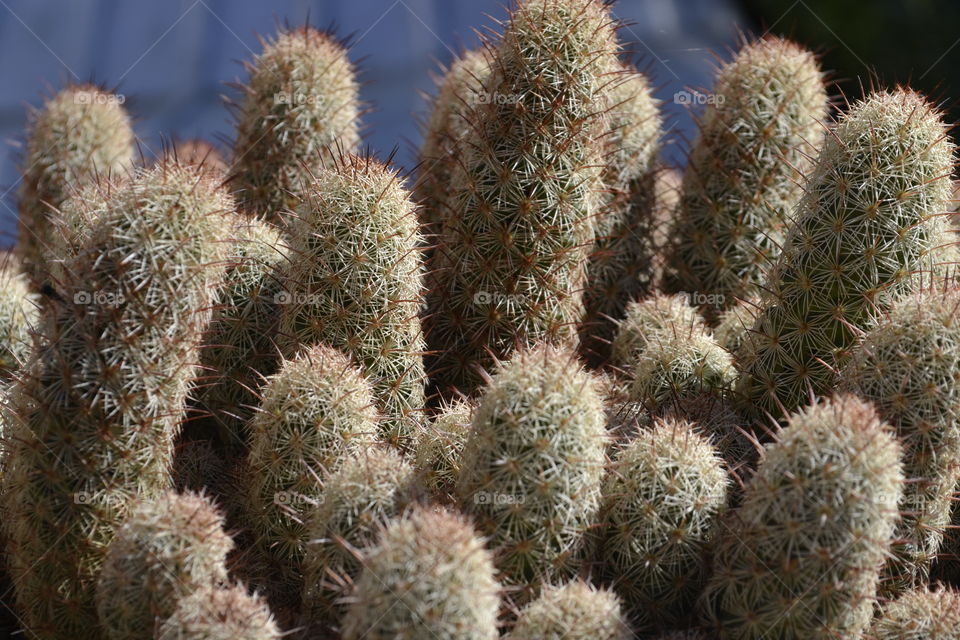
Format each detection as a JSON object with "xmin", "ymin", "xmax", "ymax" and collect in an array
[
  {"xmin": 869, "ymin": 587, "xmax": 960, "ymax": 639},
  {"xmin": 96, "ymin": 491, "xmax": 233, "ymax": 640},
  {"xmin": 231, "ymin": 26, "xmax": 360, "ymax": 221},
  {"xmin": 841, "ymin": 287, "xmax": 960, "ymax": 592},
  {"xmin": 665, "ymin": 37, "xmax": 827, "ymax": 318},
  {"xmin": 599, "ymin": 417, "xmax": 728, "ymax": 629},
  {"xmin": 457, "ymin": 344, "xmax": 606, "ymax": 600},
  {"xmin": 17, "ymin": 84, "xmax": 134, "ymax": 285},
  {"xmin": 4, "ymin": 163, "xmax": 231, "ymax": 638},
  {"xmin": 424, "ymin": 0, "xmax": 618, "ymax": 395},
  {"xmin": 581, "ymin": 63, "xmax": 663, "ymax": 365},
  {"xmin": 712, "ymin": 296, "xmax": 759, "ymax": 356},
  {"xmin": 172, "ymin": 439, "xmax": 229, "ymax": 498},
  {"xmin": 157, "ymin": 584, "xmax": 281, "ymax": 640},
  {"xmin": 507, "ymin": 580, "xmax": 631, "ymax": 640},
  {"xmin": 699, "ymin": 395, "xmax": 904, "ymax": 639},
  {"xmin": 736, "ymin": 89, "xmax": 955, "ymax": 419},
  {"xmin": 278, "ymin": 155, "xmax": 425, "ymax": 446},
  {"xmin": 611, "ymin": 293, "xmax": 706, "ymax": 371},
  {"xmin": 245, "ymin": 343, "xmax": 378, "ymax": 604},
  {"xmin": 0, "ymin": 263, "xmax": 38, "ymax": 379},
  {"xmin": 162, "ymin": 139, "xmax": 228, "ymax": 176},
  {"xmin": 341, "ymin": 506, "xmax": 500, "ymax": 640},
  {"xmin": 413, "ymin": 398, "xmax": 474, "ymax": 496},
  {"xmin": 300, "ymin": 445, "xmax": 417, "ymax": 633},
  {"xmin": 653, "ymin": 632, "xmax": 712, "ymax": 640},
  {"xmin": 196, "ymin": 217, "xmax": 287, "ymax": 445},
  {"xmin": 661, "ymin": 394, "xmax": 755, "ymax": 476}
]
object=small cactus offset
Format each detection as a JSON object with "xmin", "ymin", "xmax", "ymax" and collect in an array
[
  {"xmin": 245, "ymin": 343, "xmax": 378, "ymax": 603},
  {"xmin": 842, "ymin": 287, "xmax": 960, "ymax": 592},
  {"xmin": 300, "ymin": 445, "xmax": 417, "ymax": 633},
  {"xmin": 95, "ymin": 491, "xmax": 233, "ymax": 640},
  {"xmin": 869, "ymin": 586, "xmax": 960, "ymax": 640},
  {"xmin": 341, "ymin": 506, "xmax": 500, "ymax": 640},
  {"xmin": 231, "ymin": 26, "xmax": 360, "ymax": 220},
  {"xmin": 665, "ymin": 37, "xmax": 827, "ymax": 318},
  {"xmin": 278, "ymin": 155, "xmax": 425, "ymax": 446},
  {"xmin": 610, "ymin": 293, "xmax": 706, "ymax": 371},
  {"xmin": 507, "ymin": 580, "xmax": 631, "ymax": 640},
  {"xmin": 736, "ymin": 89, "xmax": 955, "ymax": 418},
  {"xmin": 457, "ymin": 344, "xmax": 606, "ymax": 600},
  {"xmin": 17, "ymin": 84, "xmax": 134, "ymax": 286},
  {"xmin": 424, "ymin": 0, "xmax": 618, "ymax": 395},
  {"xmin": 0, "ymin": 263, "xmax": 38, "ymax": 379},
  {"xmin": 580, "ymin": 63, "xmax": 663, "ymax": 365},
  {"xmin": 157, "ymin": 584, "xmax": 281, "ymax": 640},
  {"xmin": 700, "ymin": 395, "xmax": 904, "ymax": 639},
  {"xmin": 413, "ymin": 398, "xmax": 474, "ymax": 496},
  {"xmin": 598, "ymin": 417, "xmax": 728, "ymax": 629}
]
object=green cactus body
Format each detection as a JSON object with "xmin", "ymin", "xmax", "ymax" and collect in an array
[
  {"xmin": 507, "ymin": 580, "xmax": 631, "ymax": 640},
  {"xmin": 4, "ymin": 164, "xmax": 231, "ymax": 639},
  {"xmin": 700, "ymin": 395, "xmax": 904, "ymax": 639},
  {"xmin": 231, "ymin": 27, "xmax": 360, "ymax": 221},
  {"xmin": 842, "ymin": 288, "xmax": 960, "ymax": 593},
  {"xmin": 157, "ymin": 584, "xmax": 281, "ymax": 640},
  {"xmin": 611, "ymin": 293, "xmax": 706, "ymax": 371},
  {"xmin": 580, "ymin": 64, "xmax": 663, "ymax": 365},
  {"xmin": 665, "ymin": 37, "xmax": 827, "ymax": 318},
  {"xmin": 0, "ymin": 264, "xmax": 38, "ymax": 379},
  {"xmin": 736, "ymin": 90, "xmax": 955, "ymax": 419},
  {"xmin": 197, "ymin": 217, "xmax": 287, "ymax": 445},
  {"xmin": 341, "ymin": 507, "xmax": 500, "ymax": 640},
  {"xmin": 278, "ymin": 155, "xmax": 425, "ymax": 446},
  {"xmin": 245, "ymin": 344, "xmax": 378, "ymax": 603},
  {"xmin": 96, "ymin": 491, "xmax": 233, "ymax": 640},
  {"xmin": 413, "ymin": 398, "xmax": 474, "ymax": 496},
  {"xmin": 869, "ymin": 587, "xmax": 960, "ymax": 639},
  {"xmin": 600, "ymin": 417, "xmax": 728, "ymax": 628},
  {"xmin": 457, "ymin": 345, "xmax": 606, "ymax": 600},
  {"xmin": 17, "ymin": 85, "xmax": 134, "ymax": 285},
  {"xmin": 424, "ymin": 0, "xmax": 617, "ymax": 395},
  {"xmin": 301, "ymin": 445, "xmax": 417, "ymax": 632}
]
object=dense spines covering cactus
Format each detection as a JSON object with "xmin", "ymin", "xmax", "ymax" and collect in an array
[
  {"xmin": 599, "ymin": 417, "xmax": 728, "ymax": 628},
  {"xmin": 713, "ymin": 296, "xmax": 759, "ymax": 356},
  {"xmin": 611, "ymin": 293, "xmax": 706, "ymax": 369},
  {"xmin": 653, "ymin": 632, "xmax": 712, "ymax": 640},
  {"xmin": 417, "ymin": 49, "xmax": 491, "ymax": 240},
  {"xmin": 278, "ymin": 155, "xmax": 425, "ymax": 446},
  {"xmin": 736, "ymin": 89, "xmax": 956, "ymax": 419},
  {"xmin": 869, "ymin": 587, "xmax": 960, "ymax": 640},
  {"xmin": 841, "ymin": 288, "xmax": 960, "ymax": 592},
  {"xmin": 0, "ymin": 264, "xmax": 38, "ymax": 379},
  {"xmin": 17, "ymin": 84, "xmax": 134, "ymax": 285},
  {"xmin": 414, "ymin": 399, "xmax": 474, "ymax": 496},
  {"xmin": 507, "ymin": 580, "xmax": 631, "ymax": 640},
  {"xmin": 245, "ymin": 343, "xmax": 378, "ymax": 601},
  {"xmin": 197, "ymin": 217, "xmax": 287, "ymax": 444},
  {"xmin": 157, "ymin": 584, "xmax": 281, "ymax": 640},
  {"xmin": 665, "ymin": 37, "xmax": 827, "ymax": 317},
  {"xmin": 457, "ymin": 344, "xmax": 606, "ymax": 599},
  {"xmin": 4, "ymin": 163, "xmax": 232, "ymax": 638},
  {"xmin": 424, "ymin": 0, "xmax": 618, "ymax": 395},
  {"xmin": 301, "ymin": 445, "xmax": 417, "ymax": 632},
  {"xmin": 581, "ymin": 64, "xmax": 663, "ymax": 365},
  {"xmin": 231, "ymin": 26, "xmax": 360, "ymax": 220},
  {"xmin": 661, "ymin": 394, "xmax": 754, "ymax": 474},
  {"xmin": 95, "ymin": 491, "xmax": 233, "ymax": 640},
  {"xmin": 630, "ymin": 328, "xmax": 735, "ymax": 411},
  {"xmin": 700, "ymin": 395, "xmax": 904, "ymax": 639},
  {"xmin": 341, "ymin": 507, "xmax": 500, "ymax": 640}
]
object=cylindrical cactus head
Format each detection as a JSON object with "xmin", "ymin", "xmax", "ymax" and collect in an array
[
  {"xmin": 157, "ymin": 583, "xmax": 281, "ymax": 640},
  {"xmin": 869, "ymin": 587, "xmax": 960, "ymax": 639},
  {"xmin": 736, "ymin": 88, "xmax": 956, "ymax": 419},
  {"xmin": 611, "ymin": 293, "xmax": 706, "ymax": 370},
  {"xmin": 457, "ymin": 343, "xmax": 607, "ymax": 600},
  {"xmin": 278, "ymin": 154, "xmax": 425, "ymax": 447},
  {"xmin": 665, "ymin": 36, "xmax": 827, "ymax": 317},
  {"xmin": 231, "ymin": 26, "xmax": 360, "ymax": 220},
  {"xmin": 17, "ymin": 84, "xmax": 134, "ymax": 284},
  {"xmin": 599, "ymin": 417, "xmax": 728, "ymax": 629},
  {"xmin": 507, "ymin": 580, "xmax": 631, "ymax": 640},
  {"xmin": 341, "ymin": 506, "xmax": 500, "ymax": 640},
  {"xmin": 699, "ymin": 394, "xmax": 904, "ymax": 639},
  {"xmin": 96, "ymin": 490, "xmax": 233, "ymax": 640},
  {"xmin": 413, "ymin": 398, "xmax": 474, "ymax": 497}
]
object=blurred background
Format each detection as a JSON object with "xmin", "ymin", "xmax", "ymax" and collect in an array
[{"xmin": 0, "ymin": 0, "xmax": 957, "ymax": 246}]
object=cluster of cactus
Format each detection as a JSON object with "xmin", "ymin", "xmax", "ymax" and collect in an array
[{"xmin": 5, "ymin": 0, "xmax": 960, "ymax": 638}]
